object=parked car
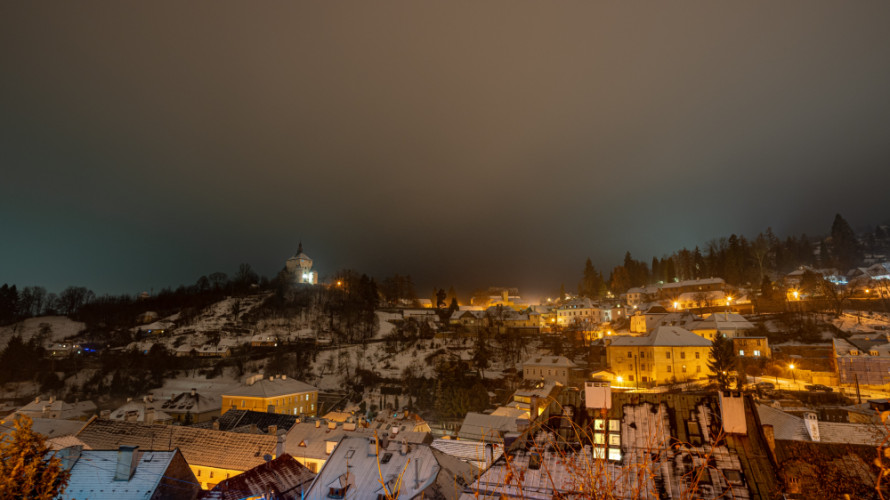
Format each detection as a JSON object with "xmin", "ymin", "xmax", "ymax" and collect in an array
[{"xmin": 755, "ymin": 382, "xmax": 775, "ymax": 391}]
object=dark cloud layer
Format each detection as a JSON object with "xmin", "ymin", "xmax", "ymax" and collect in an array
[{"xmin": 2, "ymin": 2, "xmax": 890, "ymax": 297}]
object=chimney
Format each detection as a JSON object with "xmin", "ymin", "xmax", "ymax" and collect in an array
[
  {"xmin": 190, "ymin": 388, "xmax": 196, "ymax": 397},
  {"xmin": 268, "ymin": 425, "xmax": 277, "ymax": 435},
  {"xmin": 718, "ymin": 391, "xmax": 747, "ymax": 435},
  {"xmin": 250, "ymin": 423, "xmax": 259, "ymax": 434},
  {"xmin": 282, "ymin": 375, "xmax": 287, "ymax": 380},
  {"xmin": 484, "ymin": 444, "xmax": 493, "ymax": 466},
  {"xmin": 368, "ymin": 437, "xmax": 378, "ymax": 456},
  {"xmin": 804, "ymin": 412, "xmax": 820, "ymax": 442},
  {"xmin": 49, "ymin": 396, "xmax": 55, "ymax": 404},
  {"xmin": 114, "ymin": 446, "xmax": 139, "ymax": 481},
  {"xmin": 400, "ymin": 441, "xmax": 409, "ymax": 456},
  {"xmin": 212, "ymin": 420, "xmax": 220, "ymax": 431},
  {"xmin": 34, "ymin": 396, "xmax": 40, "ymax": 404},
  {"xmin": 584, "ymin": 381, "xmax": 612, "ymax": 410},
  {"xmin": 145, "ymin": 408, "xmax": 155, "ymax": 425},
  {"xmin": 276, "ymin": 434, "xmax": 286, "ymax": 458},
  {"xmin": 391, "ymin": 425, "xmax": 400, "ymax": 435},
  {"xmin": 315, "ymin": 419, "xmax": 321, "ymax": 428},
  {"xmin": 100, "ymin": 409, "xmax": 111, "ymax": 419},
  {"xmin": 126, "ymin": 397, "xmax": 132, "ymax": 403}
]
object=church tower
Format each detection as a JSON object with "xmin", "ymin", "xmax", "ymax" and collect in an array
[{"xmin": 285, "ymin": 242, "xmax": 317, "ymax": 284}]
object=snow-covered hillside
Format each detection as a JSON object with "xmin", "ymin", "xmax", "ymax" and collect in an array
[{"xmin": 0, "ymin": 316, "xmax": 85, "ymax": 346}]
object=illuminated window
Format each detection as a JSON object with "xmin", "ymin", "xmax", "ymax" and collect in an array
[
  {"xmin": 682, "ymin": 365, "xmax": 687, "ymax": 373},
  {"xmin": 754, "ymin": 350, "xmax": 761, "ymax": 357},
  {"xmin": 739, "ymin": 350, "xmax": 745, "ymax": 356}
]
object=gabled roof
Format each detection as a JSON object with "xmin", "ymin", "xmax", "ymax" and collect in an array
[
  {"xmin": 224, "ymin": 377, "xmax": 317, "ymax": 399},
  {"xmin": 688, "ymin": 312, "xmax": 754, "ymax": 332},
  {"xmin": 76, "ymin": 419, "xmax": 277, "ymax": 472},
  {"xmin": 757, "ymin": 404, "xmax": 887, "ymax": 445},
  {"xmin": 0, "ymin": 416, "xmax": 88, "ymax": 442},
  {"xmin": 609, "ymin": 326, "xmax": 712, "ymax": 347},
  {"xmin": 457, "ymin": 412, "xmax": 526, "ymax": 442},
  {"xmin": 523, "ymin": 356, "xmax": 577, "ymax": 368},
  {"xmin": 159, "ymin": 390, "xmax": 220, "ymax": 415},
  {"xmin": 13, "ymin": 398, "xmax": 97, "ymax": 420},
  {"xmin": 59, "ymin": 448, "xmax": 189, "ymax": 500},
  {"xmin": 431, "ymin": 438, "xmax": 505, "ymax": 469},
  {"xmin": 303, "ymin": 437, "xmax": 476, "ymax": 500},
  {"xmin": 209, "ymin": 453, "xmax": 314, "ymax": 500},
  {"xmin": 110, "ymin": 400, "xmax": 173, "ymax": 423},
  {"xmin": 206, "ymin": 409, "xmax": 298, "ymax": 434}
]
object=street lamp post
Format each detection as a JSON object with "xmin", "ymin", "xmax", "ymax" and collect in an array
[{"xmin": 789, "ymin": 364, "xmax": 797, "ymax": 390}]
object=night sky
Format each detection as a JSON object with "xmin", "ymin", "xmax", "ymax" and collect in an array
[{"xmin": 3, "ymin": 2, "xmax": 890, "ymax": 298}]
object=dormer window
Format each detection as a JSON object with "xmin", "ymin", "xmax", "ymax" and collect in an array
[
  {"xmin": 871, "ymin": 350, "xmax": 879, "ymax": 356},
  {"xmin": 851, "ymin": 350, "xmax": 859, "ymax": 356}
]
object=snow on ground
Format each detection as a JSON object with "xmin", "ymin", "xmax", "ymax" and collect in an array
[
  {"xmin": 181, "ymin": 294, "xmax": 269, "ymax": 332},
  {"xmin": 0, "ymin": 316, "xmax": 86, "ymax": 347},
  {"xmin": 375, "ymin": 311, "xmax": 401, "ymax": 338},
  {"xmin": 836, "ymin": 311, "xmax": 890, "ymax": 333}
]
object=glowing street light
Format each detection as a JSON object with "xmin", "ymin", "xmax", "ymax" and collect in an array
[
  {"xmin": 673, "ymin": 301, "xmax": 680, "ymax": 310},
  {"xmin": 789, "ymin": 364, "xmax": 797, "ymax": 389}
]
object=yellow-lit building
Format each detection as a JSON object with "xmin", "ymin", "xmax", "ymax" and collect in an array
[
  {"xmin": 222, "ymin": 375, "xmax": 318, "ymax": 416},
  {"xmin": 606, "ymin": 326, "xmax": 713, "ymax": 387}
]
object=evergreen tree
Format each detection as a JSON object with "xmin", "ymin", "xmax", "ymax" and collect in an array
[
  {"xmin": 579, "ymin": 258, "xmax": 605, "ymax": 298},
  {"xmin": 708, "ymin": 334, "xmax": 736, "ymax": 390},
  {"xmin": 0, "ymin": 415, "xmax": 70, "ymax": 499},
  {"xmin": 829, "ymin": 213, "xmax": 861, "ymax": 270}
]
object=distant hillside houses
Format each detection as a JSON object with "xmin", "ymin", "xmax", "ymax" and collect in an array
[{"xmin": 625, "ymin": 278, "xmax": 726, "ymax": 308}]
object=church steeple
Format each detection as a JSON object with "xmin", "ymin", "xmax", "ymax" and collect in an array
[{"xmin": 298, "ymin": 241, "xmax": 303, "ymax": 254}]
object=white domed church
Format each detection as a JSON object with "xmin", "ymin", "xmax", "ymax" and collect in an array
[{"xmin": 285, "ymin": 242, "xmax": 317, "ymax": 285}]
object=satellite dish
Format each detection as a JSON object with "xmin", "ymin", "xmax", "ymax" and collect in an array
[{"xmin": 263, "ymin": 454, "xmax": 273, "ymax": 462}]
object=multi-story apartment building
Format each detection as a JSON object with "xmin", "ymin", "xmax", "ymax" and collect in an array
[
  {"xmin": 222, "ymin": 374, "xmax": 318, "ymax": 417},
  {"xmin": 606, "ymin": 326, "xmax": 713, "ymax": 387}
]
